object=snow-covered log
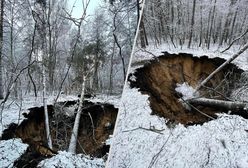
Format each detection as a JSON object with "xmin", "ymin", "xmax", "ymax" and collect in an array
[{"xmin": 188, "ymin": 98, "xmax": 247, "ymax": 111}]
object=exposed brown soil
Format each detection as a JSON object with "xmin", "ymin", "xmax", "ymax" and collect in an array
[
  {"xmin": 2, "ymin": 99, "xmax": 118, "ymax": 167},
  {"xmin": 129, "ymin": 52, "xmax": 244, "ymax": 125}
]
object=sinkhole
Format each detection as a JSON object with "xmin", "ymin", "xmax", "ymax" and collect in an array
[
  {"xmin": 1, "ymin": 99, "xmax": 118, "ymax": 167},
  {"xmin": 129, "ymin": 52, "xmax": 246, "ymax": 126}
]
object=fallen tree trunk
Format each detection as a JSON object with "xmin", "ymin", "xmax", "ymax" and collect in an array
[
  {"xmin": 188, "ymin": 98, "xmax": 247, "ymax": 111},
  {"xmin": 195, "ymin": 42, "xmax": 248, "ymax": 92}
]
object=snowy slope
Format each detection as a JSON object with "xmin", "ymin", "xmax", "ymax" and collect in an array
[
  {"xmin": 0, "ymin": 138, "xmax": 28, "ymax": 168},
  {"xmin": 107, "ymin": 45, "xmax": 248, "ymax": 168},
  {"xmin": 38, "ymin": 151, "xmax": 105, "ymax": 168},
  {"xmin": 0, "ymin": 141, "xmax": 106, "ymax": 168},
  {"xmin": 108, "ymin": 86, "xmax": 248, "ymax": 168}
]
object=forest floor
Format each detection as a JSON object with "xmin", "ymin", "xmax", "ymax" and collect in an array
[
  {"xmin": 107, "ymin": 44, "xmax": 248, "ymax": 168},
  {"xmin": 0, "ymin": 94, "xmax": 120, "ymax": 168}
]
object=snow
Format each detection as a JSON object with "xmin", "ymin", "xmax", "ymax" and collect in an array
[
  {"xmin": 175, "ymin": 82, "xmax": 199, "ymax": 100},
  {"xmin": 0, "ymin": 94, "xmax": 79, "ymax": 137},
  {"xmin": 38, "ymin": 151, "xmax": 105, "ymax": 168},
  {"xmin": 0, "ymin": 138, "xmax": 28, "ymax": 168},
  {"xmin": 132, "ymin": 43, "xmax": 248, "ymax": 71},
  {"xmin": 107, "ymin": 43, "xmax": 248, "ymax": 168},
  {"xmin": 107, "ymin": 86, "xmax": 248, "ymax": 168},
  {"xmin": 86, "ymin": 94, "xmax": 121, "ymax": 108}
]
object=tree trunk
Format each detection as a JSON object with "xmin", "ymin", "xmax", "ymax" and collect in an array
[
  {"xmin": 199, "ymin": 4, "xmax": 203, "ymax": 47},
  {"xmin": 196, "ymin": 42, "xmax": 248, "ymax": 91},
  {"xmin": 229, "ymin": 6, "xmax": 238, "ymax": 44},
  {"xmin": 207, "ymin": 0, "xmax": 216, "ymax": 49},
  {"xmin": 42, "ymin": 60, "xmax": 53, "ymax": 149},
  {"xmin": 188, "ymin": 0, "xmax": 196, "ymax": 48},
  {"xmin": 139, "ymin": 16, "xmax": 146, "ymax": 48},
  {"xmin": 0, "ymin": 0, "xmax": 4, "ymax": 99},
  {"xmin": 109, "ymin": 42, "xmax": 115, "ymax": 94},
  {"xmin": 68, "ymin": 75, "xmax": 86, "ymax": 153},
  {"xmin": 36, "ymin": 1, "xmax": 53, "ymax": 149},
  {"xmin": 28, "ymin": 24, "xmax": 37, "ymax": 97},
  {"xmin": 188, "ymin": 98, "xmax": 246, "ymax": 111}
]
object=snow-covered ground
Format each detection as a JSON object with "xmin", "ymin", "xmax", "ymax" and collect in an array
[
  {"xmin": 0, "ymin": 138, "xmax": 105, "ymax": 168},
  {"xmin": 86, "ymin": 94, "xmax": 120, "ymax": 108},
  {"xmin": 0, "ymin": 138, "xmax": 28, "ymax": 168},
  {"xmin": 107, "ymin": 44, "xmax": 248, "ymax": 168},
  {"xmin": 38, "ymin": 151, "xmax": 105, "ymax": 168},
  {"xmin": 132, "ymin": 44, "xmax": 248, "ymax": 71}
]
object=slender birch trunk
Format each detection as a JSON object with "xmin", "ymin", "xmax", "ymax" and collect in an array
[
  {"xmin": 38, "ymin": 1, "xmax": 53, "ymax": 149},
  {"xmin": 68, "ymin": 75, "xmax": 86, "ymax": 153},
  {"xmin": 42, "ymin": 59, "xmax": 53, "ymax": 149}
]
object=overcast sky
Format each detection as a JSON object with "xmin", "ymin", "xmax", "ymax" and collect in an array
[{"xmin": 67, "ymin": 0, "xmax": 103, "ymax": 19}]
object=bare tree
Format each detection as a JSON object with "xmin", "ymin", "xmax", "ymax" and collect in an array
[{"xmin": 67, "ymin": 0, "xmax": 91, "ymax": 154}]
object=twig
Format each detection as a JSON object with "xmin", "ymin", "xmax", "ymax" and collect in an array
[
  {"xmin": 180, "ymin": 97, "xmax": 215, "ymax": 120},
  {"xmin": 122, "ymin": 126, "xmax": 165, "ymax": 135},
  {"xmin": 148, "ymin": 132, "xmax": 171, "ymax": 168}
]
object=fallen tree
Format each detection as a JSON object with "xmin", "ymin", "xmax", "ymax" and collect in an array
[
  {"xmin": 195, "ymin": 42, "xmax": 248, "ymax": 92},
  {"xmin": 187, "ymin": 97, "xmax": 247, "ymax": 111}
]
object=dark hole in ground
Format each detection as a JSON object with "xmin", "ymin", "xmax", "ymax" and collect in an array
[
  {"xmin": 129, "ymin": 52, "xmax": 246, "ymax": 126},
  {"xmin": 1, "ymin": 99, "xmax": 118, "ymax": 167}
]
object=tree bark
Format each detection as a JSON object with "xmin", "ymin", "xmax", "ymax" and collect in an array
[
  {"xmin": 68, "ymin": 75, "xmax": 86, "ymax": 153},
  {"xmin": 109, "ymin": 42, "xmax": 115, "ymax": 94},
  {"xmin": 207, "ymin": 0, "xmax": 216, "ymax": 49},
  {"xmin": 188, "ymin": 0, "xmax": 196, "ymax": 48},
  {"xmin": 139, "ymin": 16, "xmax": 147, "ymax": 48},
  {"xmin": 27, "ymin": 24, "xmax": 37, "ymax": 97},
  {"xmin": 0, "ymin": 0, "xmax": 4, "ymax": 99},
  {"xmin": 188, "ymin": 98, "xmax": 246, "ymax": 111},
  {"xmin": 113, "ymin": 13, "xmax": 126, "ymax": 81},
  {"xmin": 42, "ymin": 60, "xmax": 53, "ymax": 149},
  {"xmin": 198, "ymin": 4, "xmax": 203, "ymax": 47}
]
